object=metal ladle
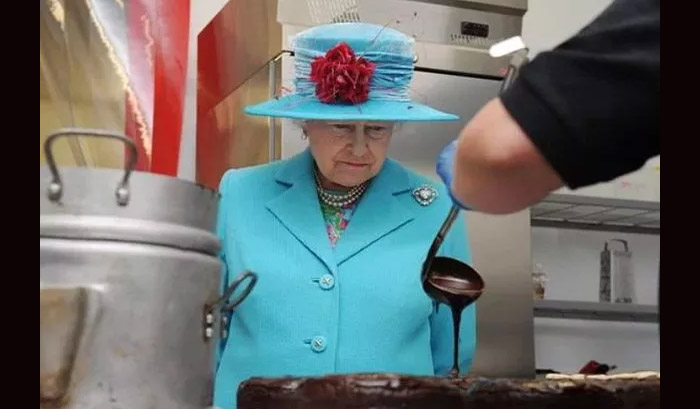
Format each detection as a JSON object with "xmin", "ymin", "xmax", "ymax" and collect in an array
[{"xmin": 421, "ymin": 37, "xmax": 529, "ymax": 377}]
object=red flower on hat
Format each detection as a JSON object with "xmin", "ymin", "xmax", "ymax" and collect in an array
[{"xmin": 310, "ymin": 42, "xmax": 376, "ymax": 104}]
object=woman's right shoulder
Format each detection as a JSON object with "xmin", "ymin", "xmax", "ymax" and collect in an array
[{"xmin": 218, "ymin": 159, "xmax": 287, "ymax": 195}]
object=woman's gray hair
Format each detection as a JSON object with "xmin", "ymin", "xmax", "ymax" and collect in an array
[
  {"xmin": 289, "ymin": 119, "xmax": 403, "ymax": 135},
  {"xmin": 288, "ymin": 119, "xmax": 308, "ymax": 139}
]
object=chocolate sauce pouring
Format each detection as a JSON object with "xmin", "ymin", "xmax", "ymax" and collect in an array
[
  {"xmin": 421, "ymin": 38, "xmax": 529, "ymax": 378},
  {"xmin": 421, "ymin": 207, "xmax": 484, "ymax": 378}
]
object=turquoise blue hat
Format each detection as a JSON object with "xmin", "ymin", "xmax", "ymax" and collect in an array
[{"xmin": 244, "ymin": 23, "xmax": 459, "ymax": 122}]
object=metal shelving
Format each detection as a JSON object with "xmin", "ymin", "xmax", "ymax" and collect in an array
[
  {"xmin": 534, "ymin": 300, "xmax": 658, "ymax": 323},
  {"xmin": 531, "ymin": 194, "xmax": 660, "ymax": 235}
]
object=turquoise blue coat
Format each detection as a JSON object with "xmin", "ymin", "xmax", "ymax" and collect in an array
[{"xmin": 213, "ymin": 149, "xmax": 476, "ymax": 408}]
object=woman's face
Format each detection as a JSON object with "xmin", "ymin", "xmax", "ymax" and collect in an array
[{"xmin": 305, "ymin": 120, "xmax": 394, "ymax": 188}]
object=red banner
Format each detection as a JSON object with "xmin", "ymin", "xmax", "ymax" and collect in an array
[{"xmin": 125, "ymin": 0, "xmax": 190, "ymax": 176}]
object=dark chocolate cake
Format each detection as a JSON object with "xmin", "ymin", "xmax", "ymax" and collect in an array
[{"xmin": 238, "ymin": 372, "xmax": 659, "ymax": 409}]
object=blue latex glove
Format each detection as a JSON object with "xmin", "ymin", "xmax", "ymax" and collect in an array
[{"xmin": 436, "ymin": 139, "xmax": 470, "ymax": 210}]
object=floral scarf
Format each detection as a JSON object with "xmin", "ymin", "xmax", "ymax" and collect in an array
[{"xmin": 319, "ymin": 200, "xmax": 357, "ymax": 248}]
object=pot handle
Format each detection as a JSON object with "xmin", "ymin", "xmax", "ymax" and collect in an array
[
  {"xmin": 203, "ymin": 271, "xmax": 258, "ymax": 341},
  {"xmin": 605, "ymin": 239, "xmax": 629, "ymax": 252},
  {"xmin": 44, "ymin": 128, "xmax": 139, "ymax": 206}
]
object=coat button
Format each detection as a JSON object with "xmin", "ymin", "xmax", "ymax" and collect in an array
[
  {"xmin": 318, "ymin": 274, "xmax": 335, "ymax": 290},
  {"xmin": 311, "ymin": 336, "xmax": 327, "ymax": 353}
]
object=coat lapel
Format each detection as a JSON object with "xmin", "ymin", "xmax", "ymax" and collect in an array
[
  {"xmin": 265, "ymin": 150, "xmax": 337, "ymax": 273},
  {"xmin": 266, "ymin": 151, "xmax": 417, "ymax": 270},
  {"xmin": 334, "ymin": 159, "xmax": 415, "ymax": 265}
]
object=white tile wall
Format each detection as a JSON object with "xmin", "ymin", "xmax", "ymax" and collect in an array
[
  {"xmin": 534, "ymin": 318, "xmax": 660, "ymax": 372},
  {"xmin": 524, "ymin": 0, "xmax": 660, "ymax": 373},
  {"xmin": 532, "ymin": 227, "xmax": 660, "ymax": 372}
]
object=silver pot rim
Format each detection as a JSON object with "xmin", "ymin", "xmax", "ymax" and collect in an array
[
  {"xmin": 40, "ymin": 128, "xmax": 220, "ymax": 255},
  {"xmin": 41, "ymin": 166, "xmax": 220, "ymax": 255}
]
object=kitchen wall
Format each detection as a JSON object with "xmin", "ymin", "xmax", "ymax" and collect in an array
[
  {"xmin": 523, "ymin": 0, "xmax": 613, "ymax": 57},
  {"xmin": 532, "ymin": 228, "xmax": 660, "ymax": 372},
  {"xmin": 523, "ymin": 0, "xmax": 660, "ymax": 373}
]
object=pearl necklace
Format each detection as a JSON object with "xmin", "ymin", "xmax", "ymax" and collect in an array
[{"xmin": 314, "ymin": 168, "xmax": 368, "ymax": 208}]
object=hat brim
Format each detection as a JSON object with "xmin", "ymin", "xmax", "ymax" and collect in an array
[{"xmin": 244, "ymin": 94, "xmax": 459, "ymax": 122}]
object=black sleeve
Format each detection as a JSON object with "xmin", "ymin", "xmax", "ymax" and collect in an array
[{"xmin": 500, "ymin": 0, "xmax": 659, "ymax": 189}]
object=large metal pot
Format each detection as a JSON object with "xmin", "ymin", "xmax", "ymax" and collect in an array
[{"xmin": 40, "ymin": 129, "xmax": 256, "ymax": 408}]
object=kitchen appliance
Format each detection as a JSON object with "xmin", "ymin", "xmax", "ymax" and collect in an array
[
  {"xmin": 600, "ymin": 239, "xmax": 635, "ymax": 304},
  {"xmin": 40, "ymin": 128, "xmax": 256, "ymax": 408}
]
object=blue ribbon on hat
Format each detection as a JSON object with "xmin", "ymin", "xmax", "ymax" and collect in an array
[{"xmin": 294, "ymin": 47, "xmax": 414, "ymax": 102}]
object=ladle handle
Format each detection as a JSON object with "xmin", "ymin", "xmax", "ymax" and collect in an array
[
  {"xmin": 425, "ymin": 49, "xmax": 529, "ymax": 265},
  {"xmin": 422, "ymin": 43, "xmax": 531, "ymax": 381},
  {"xmin": 422, "ymin": 205, "xmax": 460, "ymax": 278}
]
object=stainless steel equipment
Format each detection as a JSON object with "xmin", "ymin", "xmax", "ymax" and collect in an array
[
  {"xmin": 199, "ymin": 0, "xmax": 534, "ymax": 378},
  {"xmin": 40, "ymin": 129, "xmax": 255, "ymax": 408},
  {"xmin": 279, "ymin": 0, "xmax": 535, "ymax": 379},
  {"xmin": 600, "ymin": 239, "xmax": 635, "ymax": 304}
]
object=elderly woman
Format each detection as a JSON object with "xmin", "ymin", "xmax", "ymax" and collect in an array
[{"xmin": 214, "ymin": 22, "xmax": 476, "ymax": 408}]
